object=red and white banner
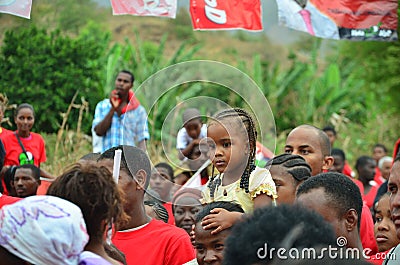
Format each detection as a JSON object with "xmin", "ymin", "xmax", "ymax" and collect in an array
[
  {"xmin": 111, "ymin": 0, "xmax": 177, "ymax": 18},
  {"xmin": 190, "ymin": 0, "xmax": 263, "ymax": 31},
  {"xmin": 0, "ymin": 0, "xmax": 32, "ymax": 19},
  {"xmin": 277, "ymin": 0, "xmax": 398, "ymax": 41}
]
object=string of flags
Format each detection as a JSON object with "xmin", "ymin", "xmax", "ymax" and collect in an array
[{"xmin": 1, "ymin": 0, "xmax": 398, "ymax": 41}]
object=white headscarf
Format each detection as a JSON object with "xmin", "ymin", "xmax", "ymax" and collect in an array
[{"xmin": 0, "ymin": 195, "xmax": 89, "ymax": 265}]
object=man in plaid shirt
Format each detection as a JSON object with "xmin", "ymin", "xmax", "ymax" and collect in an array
[{"xmin": 93, "ymin": 70, "xmax": 149, "ymax": 152}]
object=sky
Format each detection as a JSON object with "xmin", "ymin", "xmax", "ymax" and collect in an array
[{"xmin": 93, "ymin": 0, "xmax": 303, "ymax": 44}]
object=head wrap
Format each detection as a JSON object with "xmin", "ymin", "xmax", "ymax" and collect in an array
[
  {"xmin": 0, "ymin": 195, "xmax": 89, "ymax": 265},
  {"xmin": 172, "ymin": 187, "xmax": 202, "ymax": 211}
]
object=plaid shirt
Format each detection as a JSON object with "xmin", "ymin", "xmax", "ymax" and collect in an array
[{"xmin": 93, "ymin": 99, "xmax": 150, "ymax": 153}]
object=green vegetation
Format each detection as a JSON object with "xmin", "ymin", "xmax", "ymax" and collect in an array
[
  {"xmin": 0, "ymin": 0, "xmax": 399, "ymax": 174},
  {"xmin": 0, "ymin": 24, "xmax": 108, "ymax": 133}
]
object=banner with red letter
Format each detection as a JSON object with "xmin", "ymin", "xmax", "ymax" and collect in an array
[
  {"xmin": 0, "ymin": 0, "xmax": 32, "ymax": 19},
  {"xmin": 277, "ymin": 0, "xmax": 398, "ymax": 41},
  {"xmin": 111, "ymin": 0, "xmax": 177, "ymax": 18},
  {"xmin": 190, "ymin": 0, "xmax": 263, "ymax": 31}
]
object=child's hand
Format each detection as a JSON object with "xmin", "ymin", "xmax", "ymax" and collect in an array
[
  {"xmin": 201, "ymin": 208, "xmax": 243, "ymax": 235},
  {"xmin": 191, "ymin": 138, "xmax": 202, "ymax": 146}
]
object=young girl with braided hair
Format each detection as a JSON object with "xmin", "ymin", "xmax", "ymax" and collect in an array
[{"xmin": 200, "ymin": 108, "xmax": 277, "ymax": 234}]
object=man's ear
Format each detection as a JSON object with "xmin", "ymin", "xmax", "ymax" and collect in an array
[
  {"xmin": 322, "ymin": 155, "xmax": 334, "ymax": 171},
  {"xmin": 345, "ymin": 209, "xmax": 358, "ymax": 232},
  {"xmin": 135, "ymin": 169, "xmax": 147, "ymax": 191}
]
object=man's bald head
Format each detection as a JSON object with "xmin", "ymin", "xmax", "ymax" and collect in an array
[
  {"xmin": 295, "ymin": 125, "xmax": 331, "ymax": 156},
  {"xmin": 285, "ymin": 124, "xmax": 333, "ymax": 176}
]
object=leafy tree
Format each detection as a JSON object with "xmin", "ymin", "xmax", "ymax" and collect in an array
[{"xmin": 0, "ymin": 23, "xmax": 110, "ymax": 133}]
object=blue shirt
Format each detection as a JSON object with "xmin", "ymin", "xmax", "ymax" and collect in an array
[{"xmin": 92, "ymin": 99, "xmax": 150, "ymax": 153}]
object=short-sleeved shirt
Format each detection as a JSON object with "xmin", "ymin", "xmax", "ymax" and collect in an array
[
  {"xmin": 0, "ymin": 127, "xmax": 12, "ymax": 140},
  {"xmin": 176, "ymin": 124, "xmax": 207, "ymax": 150},
  {"xmin": 201, "ymin": 167, "xmax": 277, "ymax": 213},
  {"xmin": 112, "ymin": 219, "xmax": 196, "ymax": 265},
  {"xmin": 0, "ymin": 193, "xmax": 21, "ymax": 209},
  {"xmin": 2, "ymin": 132, "xmax": 46, "ymax": 167},
  {"xmin": 92, "ymin": 99, "xmax": 149, "ymax": 153}
]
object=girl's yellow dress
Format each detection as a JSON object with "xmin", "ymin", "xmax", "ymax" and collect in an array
[{"xmin": 201, "ymin": 167, "xmax": 277, "ymax": 213}]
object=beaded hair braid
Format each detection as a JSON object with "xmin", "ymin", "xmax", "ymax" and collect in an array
[{"xmin": 207, "ymin": 108, "xmax": 257, "ymax": 197}]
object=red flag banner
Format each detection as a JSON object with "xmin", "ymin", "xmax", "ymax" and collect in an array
[
  {"xmin": 277, "ymin": 0, "xmax": 398, "ymax": 41},
  {"xmin": 0, "ymin": 0, "xmax": 32, "ymax": 19},
  {"xmin": 190, "ymin": 0, "xmax": 263, "ymax": 31},
  {"xmin": 111, "ymin": 0, "xmax": 177, "ymax": 18}
]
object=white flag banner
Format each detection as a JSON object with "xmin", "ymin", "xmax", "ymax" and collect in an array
[
  {"xmin": 0, "ymin": 0, "xmax": 32, "ymax": 19},
  {"xmin": 111, "ymin": 0, "xmax": 177, "ymax": 18}
]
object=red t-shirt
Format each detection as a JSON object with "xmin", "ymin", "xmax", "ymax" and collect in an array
[
  {"xmin": 0, "ymin": 127, "xmax": 12, "ymax": 140},
  {"xmin": 0, "ymin": 193, "xmax": 21, "ymax": 209},
  {"xmin": 364, "ymin": 185, "xmax": 379, "ymax": 209},
  {"xmin": 346, "ymin": 176, "xmax": 378, "ymax": 255},
  {"xmin": 368, "ymin": 249, "xmax": 390, "ymax": 265},
  {"xmin": 2, "ymin": 132, "xmax": 46, "ymax": 167},
  {"xmin": 112, "ymin": 219, "xmax": 195, "ymax": 265},
  {"xmin": 343, "ymin": 161, "xmax": 355, "ymax": 178},
  {"xmin": 374, "ymin": 167, "xmax": 384, "ymax": 186},
  {"xmin": 360, "ymin": 203, "xmax": 378, "ymax": 255},
  {"xmin": 36, "ymin": 179, "xmax": 53, "ymax": 195},
  {"xmin": 351, "ymin": 178, "xmax": 365, "ymax": 195}
]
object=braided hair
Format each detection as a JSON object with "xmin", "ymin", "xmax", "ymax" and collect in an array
[
  {"xmin": 207, "ymin": 108, "xmax": 257, "ymax": 195},
  {"xmin": 144, "ymin": 200, "xmax": 169, "ymax": 223},
  {"xmin": 267, "ymin": 153, "xmax": 312, "ymax": 182}
]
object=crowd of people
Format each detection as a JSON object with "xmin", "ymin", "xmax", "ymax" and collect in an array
[{"xmin": 0, "ymin": 70, "xmax": 399, "ymax": 265}]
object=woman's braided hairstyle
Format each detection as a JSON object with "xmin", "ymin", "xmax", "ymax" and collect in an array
[
  {"xmin": 207, "ymin": 108, "xmax": 257, "ymax": 196},
  {"xmin": 266, "ymin": 153, "xmax": 312, "ymax": 182}
]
